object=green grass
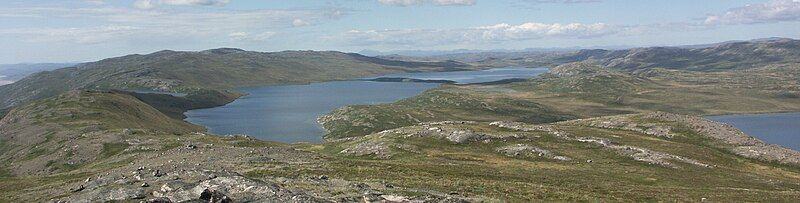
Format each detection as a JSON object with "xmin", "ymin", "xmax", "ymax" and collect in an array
[
  {"xmin": 248, "ymin": 121, "xmax": 800, "ymax": 201},
  {"xmin": 101, "ymin": 143, "xmax": 129, "ymax": 158}
]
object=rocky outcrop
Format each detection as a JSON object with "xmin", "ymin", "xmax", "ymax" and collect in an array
[
  {"xmin": 61, "ymin": 170, "xmax": 322, "ymax": 203},
  {"xmin": 339, "ymin": 140, "xmax": 419, "ymax": 159},
  {"xmin": 490, "ymin": 121, "xmax": 710, "ymax": 168},
  {"xmin": 569, "ymin": 112, "xmax": 800, "ymax": 165},
  {"xmin": 496, "ymin": 144, "xmax": 571, "ymax": 161},
  {"xmin": 376, "ymin": 121, "xmax": 521, "ymax": 144},
  {"xmin": 561, "ymin": 115, "xmax": 675, "ymax": 138}
]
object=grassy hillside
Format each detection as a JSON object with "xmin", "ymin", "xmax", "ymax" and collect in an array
[
  {"xmin": 320, "ymin": 62, "xmax": 800, "ymax": 139},
  {"xmin": 0, "ymin": 90, "xmax": 205, "ymax": 176},
  {"xmin": 0, "ymin": 49, "xmax": 470, "ymax": 110},
  {"xmin": 1, "ymin": 90, "xmax": 798, "ymax": 202},
  {"xmin": 302, "ymin": 113, "xmax": 800, "ymax": 201},
  {"xmin": 1, "ymin": 39, "xmax": 800, "ymax": 202}
]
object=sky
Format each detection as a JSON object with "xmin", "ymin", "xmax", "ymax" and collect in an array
[{"xmin": 1, "ymin": 0, "xmax": 800, "ymax": 63}]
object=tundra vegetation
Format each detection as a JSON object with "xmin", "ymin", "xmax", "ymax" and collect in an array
[{"xmin": 1, "ymin": 39, "xmax": 800, "ymax": 202}]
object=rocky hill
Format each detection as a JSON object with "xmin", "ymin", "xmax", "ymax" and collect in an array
[
  {"xmin": 0, "ymin": 49, "xmax": 470, "ymax": 110},
  {"xmin": 554, "ymin": 38, "xmax": 800, "ymax": 71}
]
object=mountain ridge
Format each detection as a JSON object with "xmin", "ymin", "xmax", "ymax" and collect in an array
[{"xmin": 0, "ymin": 49, "xmax": 472, "ymax": 110}]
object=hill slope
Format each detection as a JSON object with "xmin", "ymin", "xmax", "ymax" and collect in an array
[
  {"xmin": 0, "ymin": 49, "xmax": 469, "ymax": 110},
  {"xmin": 1, "ymin": 90, "xmax": 799, "ymax": 202},
  {"xmin": 0, "ymin": 90, "xmax": 204, "ymax": 176}
]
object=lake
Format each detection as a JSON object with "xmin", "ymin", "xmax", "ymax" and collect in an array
[
  {"xmin": 185, "ymin": 67, "xmax": 549, "ymax": 143},
  {"xmin": 0, "ymin": 75, "xmax": 12, "ymax": 86},
  {"xmin": 708, "ymin": 112, "xmax": 800, "ymax": 151}
]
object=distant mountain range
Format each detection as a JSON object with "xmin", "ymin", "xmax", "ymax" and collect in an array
[
  {"xmin": 358, "ymin": 45, "xmax": 643, "ymax": 57},
  {"xmin": 375, "ymin": 37, "xmax": 800, "ymax": 69},
  {"xmin": 555, "ymin": 37, "xmax": 800, "ymax": 71}
]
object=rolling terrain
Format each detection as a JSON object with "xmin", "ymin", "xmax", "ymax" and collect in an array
[
  {"xmin": 1, "ymin": 89, "xmax": 799, "ymax": 202},
  {"xmin": 0, "ymin": 49, "xmax": 470, "ymax": 110},
  {"xmin": 1, "ymin": 39, "xmax": 800, "ymax": 202},
  {"xmin": 321, "ymin": 62, "xmax": 800, "ymax": 139}
]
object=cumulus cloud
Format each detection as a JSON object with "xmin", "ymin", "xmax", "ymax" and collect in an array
[
  {"xmin": 133, "ymin": 0, "xmax": 231, "ymax": 9},
  {"xmin": 0, "ymin": 6, "xmax": 343, "ymax": 44},
  {"xmin": 335, "ymin": 22, "xmax": 619, "ymax": 46},
  {"xmin": 378, "ymin": 0, "xmax": 475, "ymax": 7},
  {"xmin": 704, "ymin": 0, "xmax": 800, "ymax": 25}
]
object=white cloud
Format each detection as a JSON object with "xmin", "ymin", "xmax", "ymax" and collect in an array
[
  {"xmin": 292, "ymin": 19, "xmax": 310, "ymax": 27},
  {"xmin": 704, "ymin": 0, "xmax": 800, "ymax": 25},
  {"xmin": 133, "ymin": 0, "xmax": 157, "ymax": 9},
  {"xmin": 335, "ymin": 22, "xmax": 619, "ymax": 46},
  {"xmin": 478, "ymin": 22, "xmax": 615, "ymax": 40},
  {"xmin": 133, "ymin": 0, "xmax": 231, "ymax": 9},
  {"xmin": 228, "ymin": 31, "xmax": 276, "ymax": 41},
  {"xmin": 378, "ymin": 0, "xmax": 475, "ymax": 7}
]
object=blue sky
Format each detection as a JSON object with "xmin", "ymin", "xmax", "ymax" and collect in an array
[{"xmin": 1, "ymin": 0, "xmax": 799, "ymax": 63}]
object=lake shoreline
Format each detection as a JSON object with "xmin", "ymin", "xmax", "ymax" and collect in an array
[
  {"xmin": 708, "ymin": 112, "xmax": 800, "ymax": 151},
  {"xmin": 184, "ymin": 67, "xmax": 550, "ymax": 143}
]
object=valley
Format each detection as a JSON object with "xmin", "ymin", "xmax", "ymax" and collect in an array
[
  {"xmin": 184, "ymin": 67, "xmax": 548, "ymax": 143},
  {"xmin": 1, "ymin": 39, "xmax": 800, "ymax": 202}
]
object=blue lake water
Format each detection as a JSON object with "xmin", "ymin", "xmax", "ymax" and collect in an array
[
  {"xmin": 185, "ymin": 67, "xmax": 548, "ymax": 143},
  {"xmin": 708, "ymin": 112, "xmax": 800, "ymax": 151}
]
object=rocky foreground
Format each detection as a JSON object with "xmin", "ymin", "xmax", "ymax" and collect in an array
[{"xmin": 2, "ymin": 112, "xmax": 791, "ymax": 202}]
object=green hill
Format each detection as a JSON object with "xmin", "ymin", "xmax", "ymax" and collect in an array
[
  {"xmin": 1, "ymin": 40, "xmax": 800, "ymax": 202},
  {"xmin": 0, "ymin": 49, "xmax": 470, "ymax": 110},
  {"xmin": 0, "ymin": 90, "xmax": 204, "ymax": 176}
]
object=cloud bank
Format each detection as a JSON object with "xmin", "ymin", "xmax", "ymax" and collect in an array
[
  {"xmin": 705, "ymin": 0, "xmax": 800, "ymax": 25},
  {"xmin": 133, "ymin": 0, "xmax": 231, "ymax": 9},
  {"xmin": 336, "ymin": 22, "xmax": 618, "ymax": 46}
]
